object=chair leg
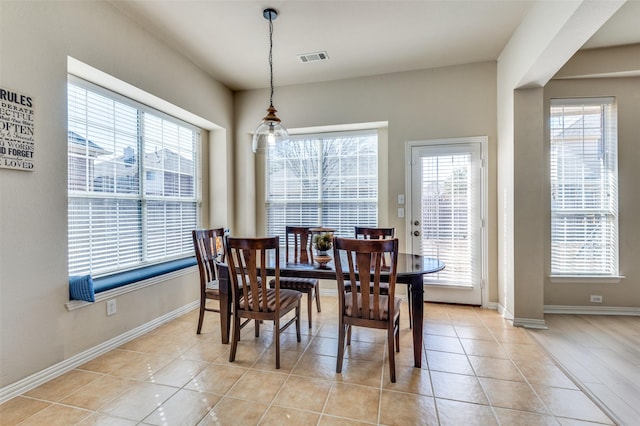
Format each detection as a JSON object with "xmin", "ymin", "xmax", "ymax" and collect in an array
[
  {"xmin": 387, "ymin": 326, "xmax": 396, "ymax": 383},
  {"xmin": 307, "ymin": 291, "xmax": 313, "ymax": 328},
  {"xmin": 229, "ymin": 314, "xmax": 240, "ymax": 362},
  {"xmin": 395, "ymin": 318, "xmax": 400, "ymax": 352},
  {"xmin": 336, "ymin": 321, "xmax": 346, "ymax": 373},
  {"xmin": 197, "ymin": 299, "xmax": 206, "ymax": 334},
  {"xmin": 407, "ymin": 289, "xmax": 413, "ymax": 329},
  {"xmin": 255, "ymin": 319, "xmax": 260, "ymax": 337},
  {"xmin": 346, "ymin": 324, "xmax": 352, "ymax": 345},
  {"xmin": 296, "ymin": 305, "xmax": 301, "ymax": 342},
  {"xmin": 315, "ymin": 283, "xmax": 322, "ymax": 312},
  {"xmin": 275, "ymin": 317, "xmax": 281, "ymax": 369}
]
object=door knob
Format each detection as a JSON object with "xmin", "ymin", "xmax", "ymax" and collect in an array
[
  {"xmin": 413, "ymin": 220, "xmax": 420, "ymax": 226},
  {"xmin": 413, "ymin": 231, "xmax": 420, "ymax": 237}
]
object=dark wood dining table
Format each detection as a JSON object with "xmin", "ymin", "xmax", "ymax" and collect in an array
[{"xmin": 215, "ymin": 253, "xmax": 444, "ymax": 368}]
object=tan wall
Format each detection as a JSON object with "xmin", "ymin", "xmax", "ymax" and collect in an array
[
  {"xmin": 0, "ymin": 1, "xmax": 233, "ymax": 387},
  {"xmin": 543, "ymin": 76, "xmax": 640, "ymax": 308},
  {"xmin": 234, "ymin": 62, "xmax": 499, "ymax": 304}
]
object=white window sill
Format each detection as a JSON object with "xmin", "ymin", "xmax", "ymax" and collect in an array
[{"xmin": 549, "ymin": 275, "xmax": 625, "ymax": 284}]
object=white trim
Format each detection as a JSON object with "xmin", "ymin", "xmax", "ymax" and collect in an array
[
  {"xmin": 544, "ymin": 304, "xmax": 640, "ymax": 316},
  {"xmin": 485, "ymin": 302, "xmax": 501, "ymax": 311},
  {"xmin": 0, "ymin": 301, "xmax": 199, "ymax": 404},
  {"xmin": 549, "ymin": 275, "xmax": 624, "ymax": 284},
  {"xmin": 405, "ymin": 136, "xmax": 489, "ymax": 307},
  {"xmin": 66, "ymin": 266, "xmax": 197, "ymax": 311},
  {"xmin": 67, "ymin": 57, "xmax": 220, "ymax": 131},
  {"xmin": 513, "ymin": 318, "xmax": 548, "ymax": 329}
]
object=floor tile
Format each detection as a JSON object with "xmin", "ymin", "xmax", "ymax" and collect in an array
[
  {"xmin": 324, "ymin": 382, "xmax": 380, "ymax": 424},
  {"xmin": 435, "ymin": 398, "xmax": 498, "ymax": 426},
  {"xmin": 426, "ymin": 350, "xmax": 474, "ymax": 375},
  {"xmin": 460, "ymin": 338, "xmax": 509, "ymax": 358},
  {"xmin": 198, "ymin": 396, "xmax": 268, "ymax": 425},
  {"xmin": 493, "ymin": 407, "xmax": 560, "ymax": 425},
  {"xmin": 24, "ymin": 369, "xmax": 102, "ymax": 402},
  {"xmin": 260, "ymin": 405, "xmax": 321, "ymax": 425},
  {"xmin": 382, "ymin": 364, "xmax": 433, "ymax": 396},
  {"xmin": 273, "ymin": 375, "xmax": 332, "ymax": 412},
  {"xmin": 61, "ymin": 375, "xmax": 136, "ymax": 411},
  {"xmin": 480, "ymin": 377, "xmax": 548, "ymax": 413},
  {"xmin": 430, "ymin": 371, "xmax": 488, "ymax": 404},
  {"xmin": 468, "ymin": 356, "xmax": 525, "ymax": 381},
  {"xmin": 379, "ymin": 390, "xmax": 437, "ymax": 425},
  {"xmin": 424, "ymin": 335, "xmax": 465, "ymax": 354},
  {"xmin": 532, "ymin": 385, "xmax": 614, "ymax": 424},
  {"xmin": 147, "ymin": 358, "xmax": 208, "ymax": 387},
  {"xmin": 0, "ymin": 396, "xmax": 50, "ymax": 426},
  {"xmin": 142, "ymin": 388, "xmax": 220, "ymax": 425},
  {"xmin": 226, "ymin": 369, "xmax": 287, "ymax": 403},
  {"xmin": 185, "ymin": 362, "xmax": 247, "ymax": 394},
  {"xmin": 98, "ymin": 381, "xmax": 177, "ymax": 421},
  {"xmin": 16, "ymin": 403, "xmax": 92, "ymax": 426}
]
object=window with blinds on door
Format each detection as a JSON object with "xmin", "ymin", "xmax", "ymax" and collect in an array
[
  {"xmin": 550, "ymin": 98, "xmax": 618, "ymax": 276},
  {"xmin": 418, "ymin": 145, "xmax": 481, "ymax": 287},
  {"xmin": 266, "ymin": 130, "xmax": 378, "ymax": 239},
  {"xmin": 67, "ymin": 78, "xmax": 199, "ymax": 277}
]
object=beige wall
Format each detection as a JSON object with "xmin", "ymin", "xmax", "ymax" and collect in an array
[
  {"xmin": 0, "ymin": 1, "xmax": 233, "ymax": 388},
  {"xmin": 543, "ymin": 75, "xmax": 640, "ymax": 308},
  {"xmin": 234, "ymin": 62, "xmax": 499, "ymax": 303}
]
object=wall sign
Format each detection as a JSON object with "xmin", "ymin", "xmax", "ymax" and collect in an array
[{"xmin": 0, "ymin": 87, "xmax": 35, "ymax": 171}]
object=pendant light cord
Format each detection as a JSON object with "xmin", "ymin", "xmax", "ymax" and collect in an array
[{"xmin": 268, "ymin": 15, "xmax": 274, "ymax": 107}]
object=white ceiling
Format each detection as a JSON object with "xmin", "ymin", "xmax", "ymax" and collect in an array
[{"xmin": 111, "ymin": 0, "xmax": 640, "ymax": 92}]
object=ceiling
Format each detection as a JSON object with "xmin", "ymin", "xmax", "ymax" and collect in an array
[{"xmin": 111, "ymin": 1, "xmax": 640, "ymax": 92}]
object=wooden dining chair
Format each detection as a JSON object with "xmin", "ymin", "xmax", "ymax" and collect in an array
[
  {"xmin": 354, "ymin": 226, "xmax": 412, "ymax": 327},
  {"xmin": 333, "ymin": 237, "xmax": 401, "ymax": 382},
  {"xmin": 192, "ymin": 228, "xmax": 227, "ymax": 335},
  {"xmin": 226, "ymin": 236, "xmax": 302, "ymax": 369},
  {"xmin": 269, "ymin": 226, "xmax": 321, "ymax": 328}
]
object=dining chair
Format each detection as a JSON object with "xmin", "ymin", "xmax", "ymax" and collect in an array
[
  {"xmin": 333, "ymin": 237, "xmax": 401, "ymax": 382},
  {"xmin": 354, "ymin": 226, "xmax": 412, "ymax": 327},
  {"xmin": 226, "ymin": 236, "xmax": 302, "ymax": 369},
  {"xmin": 192, "ymin": 228, "xmax": 227, "ymax": 335},
  {"xmin": 269, "ymin": 226, "xmax": 321, "ymax": 328}
]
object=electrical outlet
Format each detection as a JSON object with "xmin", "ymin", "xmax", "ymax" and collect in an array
[
  {"xmin": 590, "ymin": 295, "xmax": 603, "ymax": 303},
  {"xmin": 106, "ymin": 299, "xmax": 117, "ymax": 316}
]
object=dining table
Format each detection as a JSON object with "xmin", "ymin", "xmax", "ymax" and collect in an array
[{"xmin": 215, "ymin": 252, "xmax": 444, "ymax": 368}]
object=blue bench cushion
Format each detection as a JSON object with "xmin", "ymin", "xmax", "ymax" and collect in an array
[{"xmin": 93, "ymin": 257, "xmax": 197, "ymax": 293}]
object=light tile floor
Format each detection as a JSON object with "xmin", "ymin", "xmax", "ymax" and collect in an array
[{"xmin": 0, "ymin": 299, "xmax": 614, "ymax": 425}]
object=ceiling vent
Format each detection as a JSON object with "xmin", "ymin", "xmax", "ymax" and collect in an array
[{"xmin": 297, "ymin": 51, "xmax": 329, "ymax": 63}]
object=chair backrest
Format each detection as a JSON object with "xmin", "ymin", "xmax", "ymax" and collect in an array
[
  {"xmin": 192, "ymin": 228, "xmax": 226, "ymax": 290},
  {"xmin": 226, "ymin": 236, "xmax": 280, "ymax": 313},
  {"xmin": 354, "ymin": 226, "xmax": 395, "ymax": 240},
  {"xmin": 333, "ymin": 237, "xmax": 399, "ymax": 322},
  {"xmin": 354, "ymin": 227, "xmax": 395, "ymax": 267},
  {"xmin": 285, "ymin": 226, "xmax": 314, "ymax": 263}
]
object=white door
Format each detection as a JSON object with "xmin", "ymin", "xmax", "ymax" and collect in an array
[{"xmin": 409, "ymin": 138, "xmax": 485, "ymax": 305}]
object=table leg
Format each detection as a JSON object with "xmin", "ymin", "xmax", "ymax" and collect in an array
[
  {"xmin": 410, "ymin": 275, "xmax": 424, "ymax": 367},
  {"xmin": 218, "ymin": 263, "xmax": 231, "ymax": 344}
]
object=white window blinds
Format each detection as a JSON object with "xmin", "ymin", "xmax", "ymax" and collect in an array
[
  {"xmin": 550, "ymin": 98, "xmax": 618, "ymax": 276},
  {"xmin": 67, "ymin": 78, "xmax": 198, "ymax": 276},
  {"xmin": 266, "ymin": 130, "xmax": 378, "ymax": 238},
  {"xmin": 419, "ymin": 145, "xmax": 481, "ymax": 287}
]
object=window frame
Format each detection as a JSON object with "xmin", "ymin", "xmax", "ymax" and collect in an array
[
  {"xmin": 265, "ymin": 129, "xmax": 379, "ymax": 239},
  {"xmin": 67, "ymin": 75, "xmax": 201, "ymax": 283},
  {"xmin": 549, "ymin": 97, "xmax": 622, "ymax": 281}
]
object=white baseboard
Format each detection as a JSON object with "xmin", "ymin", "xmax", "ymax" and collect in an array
[
  {"xmin": 544, "ymin": 305, "xmax": 640, "ymax": 315},
  {"xmin": 513, "ymin": 317, "xmax": 548, "ymax": 329},
  {"xmin": 0, "ymin": 301, "xmax": 199, "ymax": 404}
]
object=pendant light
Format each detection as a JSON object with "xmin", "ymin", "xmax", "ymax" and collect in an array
[{"xmin": 252, "ymin": 8, "xmax": 288, "ymax": 154}]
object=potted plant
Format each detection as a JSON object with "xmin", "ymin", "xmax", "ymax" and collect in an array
[
  {"xmin": 313, "ymin": 233, "xmax": 333, "ymax": 267},
  {"xmin": 313, "ymin": 232, "xmax": 333, "ymax": 254}
]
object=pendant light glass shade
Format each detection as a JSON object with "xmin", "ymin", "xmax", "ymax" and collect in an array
[
  {"xmin": 253, "ymin": 8, "xmax": 288, "ymax": 154},
  {"xmin": 252, "ymin": 105, "xmax": 288, "ymax": 153}
]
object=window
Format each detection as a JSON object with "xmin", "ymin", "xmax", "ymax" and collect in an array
[
  {"xmin": 266, "ymin": 130, "xmax": 378, "ymax": 238},
  {"xmin": 550, "ymin": 98, "xmax": 618, "ymax": 276},
  {"xmin": 67, "ymin": 77, "xmax": 199, "ymax": 277}
]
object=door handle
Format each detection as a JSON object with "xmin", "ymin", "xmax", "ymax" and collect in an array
[
  {"xmin": 414, "ymin": 220, "xmax": 420, "ymax": 226},
  {"xmin": 413, "ymin": 231, "xmax": 420, "ymax": 237}
]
